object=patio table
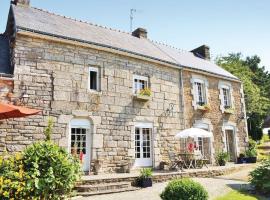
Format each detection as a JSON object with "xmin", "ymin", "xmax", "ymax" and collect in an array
[{"xmin": 178, "ymin": 153, "xmax": 196, "ymax": 169}]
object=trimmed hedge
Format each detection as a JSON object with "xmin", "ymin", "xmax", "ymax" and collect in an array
[{"xmin": 160, "ymin": 178, "xmax": 208, "ymax": 200}]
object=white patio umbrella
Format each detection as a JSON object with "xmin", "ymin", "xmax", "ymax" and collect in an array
[{"xmin": 175, "ymin": 128, "xmax": 213, "ymax": 139}]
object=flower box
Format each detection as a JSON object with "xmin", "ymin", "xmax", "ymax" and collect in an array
[
  {"xmin": 197, "ymin": 104, "xmax": 211, "ymax": 112},
  {"xmin": 224, "ymin": 107, "xmax": 235, "ymax": 114},
  {"xmin": 133, "ymin": 94, "xmax": 151, "ymax": 101}
]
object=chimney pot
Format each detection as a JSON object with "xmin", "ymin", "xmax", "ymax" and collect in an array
[
  {"xmin": 132, "ymin": 28, "xmax": 147, "ymax": 38},
  {"xmin": 191, "ymin": 45, "xmax": 210, "ymax": 60},
  {"xmin": 13, "ymin": 0, "xmax": 30, "ymax": 6}
]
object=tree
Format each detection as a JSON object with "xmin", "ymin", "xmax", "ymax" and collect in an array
[{"xmin": 216, "ymin": 53, "xmax": 270, "ymax": 140}]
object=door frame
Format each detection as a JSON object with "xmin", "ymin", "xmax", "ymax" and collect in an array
[
  {"xmin": 68, "ymin": 118, "xmax": 92, "ymax": 172},
  {"xmin": 134, "ymin": 122, "xmax": 153, "ymax": 167},
  {"xmin": 223, "ymin": 125, "xmax": 237, "ymax": 162}
]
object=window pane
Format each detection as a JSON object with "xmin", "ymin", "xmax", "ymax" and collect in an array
[{"xmin": 90, "ymin": 71, "xmax": 97, "ymax": 90}]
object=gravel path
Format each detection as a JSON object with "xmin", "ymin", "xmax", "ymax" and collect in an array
[{"xmin": 78, "ymin": 166, "xmax": 254, "ymax": 200}]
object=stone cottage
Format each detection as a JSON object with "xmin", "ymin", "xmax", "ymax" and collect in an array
[{"xmin": 0, "ymin": 0, "xmax": 248, "ymax": 172}]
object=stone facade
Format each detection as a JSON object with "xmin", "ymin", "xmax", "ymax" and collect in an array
[
  {"xmin": 182, "ymin": 70, "xmax": 248, "ymax": 160},
  {"xmin": 0, "ymin": 34, "xmax": 188, "ymax": 172},
  {"xmin": 0, "ymin": 30, "xmax": 248, "ymax": 173}
]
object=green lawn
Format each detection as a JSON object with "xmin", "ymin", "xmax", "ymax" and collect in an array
[{"xmin": 215, "ymin": 190, "xmax": 268, "ymax": 200}]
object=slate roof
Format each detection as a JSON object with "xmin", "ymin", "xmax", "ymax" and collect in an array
[
  {"xmin": 0, "ymin": 34, "xmax": 11, "ymax": 75},
  {"xmin": 12, "ymin": 4, "xmax": 238, "ymax": 80}
]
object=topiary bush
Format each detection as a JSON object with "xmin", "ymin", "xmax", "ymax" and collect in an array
[
  {"xmin": 160, "ymin": 178, "xmax": 208, "ymax": 200},
  {"xmin": 250, "ymin": 158, "xmax": 270, "ymax": 195}
]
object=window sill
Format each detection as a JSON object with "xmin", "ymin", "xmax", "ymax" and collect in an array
[
  {"xmin": 133, "ymin": 94, "xmax": 151, "ymax": 101},
  {"xmin": 88, "ymin": 89, "xmax": 102, "ymax": 95}
]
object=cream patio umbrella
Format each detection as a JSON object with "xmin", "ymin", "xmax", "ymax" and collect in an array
[{"xmin": 175, "ymin": 128, "xmax": 213, "ymax": 139}]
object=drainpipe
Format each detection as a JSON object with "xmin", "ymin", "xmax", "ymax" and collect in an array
[{"xmin": 179, "ymin": 69, "xmax": 186, "ymax": 129}]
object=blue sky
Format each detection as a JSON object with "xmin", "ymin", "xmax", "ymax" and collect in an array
[{"xmin": 1, "ymin": 0, "xmax": 269, "ymax": 70}]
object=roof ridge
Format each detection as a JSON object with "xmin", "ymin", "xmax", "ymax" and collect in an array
[
  {"xmin": 150, "ymin": 39, "xmax": 192, "ymax": 54},
  {"xmin": 29, "ymin": 6, "xmax": 132, "ymax": 36}
]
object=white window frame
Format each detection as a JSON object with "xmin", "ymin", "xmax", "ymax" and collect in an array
[
  {"xmin": 218, "ymin": 81, "xmax": 234, "ymax": 113},
  {"xmin": 88, "ymin": 67, "xmax": 100, "ymax": 91},
  {"xmin": 190, "ymin": 75, "xmax": 209, "ymax": 109},
  {"xmin": 194, "ymin": 79, "xmax": 206, "ymax": 106},
  {"xmin": 133, "ymin": 75, "xmax": 149, "ymax": 95}
]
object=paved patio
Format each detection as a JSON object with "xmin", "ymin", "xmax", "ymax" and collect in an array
[
  {"xmin": 76, "ymin": 164, "xmax": 258, "ymax": 200},
  {"xmin": 81, "ymin": 163, "xmax": 253, "ymax": 182}
]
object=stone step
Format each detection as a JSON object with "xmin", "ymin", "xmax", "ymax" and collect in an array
[
  {"xmin": 77, "ymin": 186, "xmax": 139, "ymax": 197},
  {"xmin": 75, "ymin": 182, "xmax": 130, "ymax": 193}
]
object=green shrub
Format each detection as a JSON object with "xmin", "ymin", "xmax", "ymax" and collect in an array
[
  {"xmin": 215, "ymin": 151, "xmax": 229, "ymax": 166},
  {"xmin": 23, "ymin": 141, "xmax": 81, "ymax": 199},
  {"xmin": 245, "ymin": 148, "xmax": 257, "ymax": 157},
  {"xmin": 250, "ymin": 158, "xmax": 270, "ymax": 194},
  {"xmin": 0, "ymin": 153, "xmax": 31, "ymax": 200},
  {"xmin": 139, "ymin": 168, "xmax": 153, "ymax": 179},
  {"xmin": 160, "ymin": 178, "xmax": 208, "ymax": 200},
  {"xmin": 0, "ymin": 142, "xmax": 81, "ymax": 200}
]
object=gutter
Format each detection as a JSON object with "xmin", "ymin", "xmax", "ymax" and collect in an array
[{"xmin": 16, "ymin": 26, "xmax": 241, "ymax": 83}]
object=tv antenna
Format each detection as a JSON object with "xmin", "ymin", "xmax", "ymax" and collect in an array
[
  {"xmin": 130, "ymin": 9, "xmax": 136, "ymax": 32},
  {"xmin": 130, "ymin": 9, "xmax": 142, "ymax": 32}
]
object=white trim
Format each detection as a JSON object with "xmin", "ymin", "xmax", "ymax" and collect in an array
[
  {"xmin": 135, "ymin": 122, "xmax": 153, "ymax": 129},
  {"xmin": 134, "ymin": 122, "xmax": 153, "ymax": 167},
  {"xmin": 193, "ymin": 118, "xmax": 214, "ymax": 163},
  {"xmin": 88, "ymin": 66, "xmax": 100, "ymax": 92},
  {"xmin": 133, "ymin": 75, "xmax": 149, "ymax": 94},
  {"xmin": 69, "ymin": 118, "xmax": 92, "ymax": 172},
  {"xmin": 222, "ymin": 121, "xmax": 238, "ymax": 159},
  {"xmin": 190, "ymin": 75, "xmax": 209, "ymax": 110},
  {"xmin": 218, "ymin": 81, "xmax": 234, "ymax": 113}
]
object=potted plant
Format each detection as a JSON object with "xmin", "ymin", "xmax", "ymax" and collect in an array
[
  {"xmin": 245, "ymin": 148, "xmax": 257, "ymax": 163},
  {"xmin": 137, "ymin": 168, "xmax": 153, "ymax": 188},
  {"xmin": 93, "ymin": 159, "xmax": 102, "ymax": 175},
  {"xmin": 245, "ymin": 139, "xmax": 258, "ymax": 163},
  {"xmin": 215, "ymin": 151, "xmax": 229, "ymax": 166},
  {"xmin": 237, "ymin": 153, "xmax": 246, "ymax": 164}
]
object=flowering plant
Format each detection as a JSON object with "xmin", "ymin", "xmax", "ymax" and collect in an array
[{"xmin": 139, "ymin": 87, "xmax": 152, "ymax": 96}]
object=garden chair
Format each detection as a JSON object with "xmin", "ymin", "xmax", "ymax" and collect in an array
[{"xmin": 168, "ymin": 152, "xmax": 185, "ymax": 171}]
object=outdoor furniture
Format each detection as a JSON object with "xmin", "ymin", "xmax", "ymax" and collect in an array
[
  {"xmin": 175, "ymin": 128, "xmax": 214, "ymax": 165},
  {"xmin": 168, "ymin": 152, "xmax": 185, "ymax": 171}
]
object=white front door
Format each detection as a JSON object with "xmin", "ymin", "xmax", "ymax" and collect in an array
[
  {"xmin": 134, "ymin": 127, "xmax": 152, "ymax": 167},
  {"xmin": 70, "ymin": 119, "xmax": 91, "ymax": 172}
]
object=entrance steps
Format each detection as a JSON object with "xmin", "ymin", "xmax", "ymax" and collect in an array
[{"xmin": 75, "ymin": 180, "xmax": 139, "ymax": 196}]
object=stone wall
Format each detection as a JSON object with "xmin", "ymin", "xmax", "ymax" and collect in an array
[
  {"xmin": 0, "ymin": 34, "xmax": 185, "ymax": 172},
  {"xmin": 182, "ymin": 70, "xmax": 248, "ymax": 157}
]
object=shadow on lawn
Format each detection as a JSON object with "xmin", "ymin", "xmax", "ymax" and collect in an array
[{"xmin": 226, "ymin": 183, "xmax": 270, "ymax": 200}]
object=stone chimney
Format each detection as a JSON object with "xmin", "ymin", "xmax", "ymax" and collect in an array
[
  {"xmin": 13, "ymin": 0, "xmax": 30, "ymax": 6},
  {"xmin": 191, "ymin": 45, "xmax": 210, "ymax": 60},
  {"xmin": 132, "ymin": 28, "xmax": 147, "ymax": 39}
]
